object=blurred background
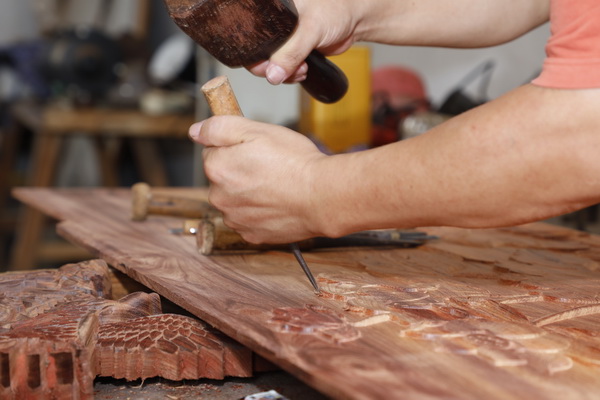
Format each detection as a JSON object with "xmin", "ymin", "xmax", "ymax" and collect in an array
[{"xmin": 2, "ymin": 0, "xmax": 577, "ymax": 273}]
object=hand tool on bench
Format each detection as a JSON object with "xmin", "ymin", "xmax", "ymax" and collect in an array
[
  {"xmin": 201, "ymin": 75, "xmax": 320, "ymax": 293},
  {"xmin": 131, "ymin": 182, "xmax": 219, "ymax": 221},
  {"xmin": 163, "ymin": 0, "xmax": 348, "ymax": 104},
  {"xmin": 197, "ymin": 214, "xmax": 437, "ymax": 253},
  {"xmin": 170, "ymin": 219, "xmax": 204, "ymax": 235}
]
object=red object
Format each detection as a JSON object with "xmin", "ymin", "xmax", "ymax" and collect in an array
[
  {"xmin": 370, "ymin": 66, "xmax": 429, "ymax": 147},
  {"xmin": 372, "ymin": 66, "xmax": 427, "ymax": 102}
]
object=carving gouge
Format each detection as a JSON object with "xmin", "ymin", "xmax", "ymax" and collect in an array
[
  {"xmin": 201, "ymin": 75, "xmax": 320, "ymax": 293},
  {"xmin": 193, "ymin": 215, "xmax": 436, "ymax": 253}
]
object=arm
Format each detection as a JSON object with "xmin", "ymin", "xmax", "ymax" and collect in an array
[
  {"xmin": 314, "ymin": 84, "xmax": 600, "ymax": 237},
  {"xmin": 252, "ymin": 0, "xmax": 549, "ymax": 84},
  {"xmin": 191, "ymin": 85, "xmax": 600, "ymax": 243},
  {"xmin": 360, "ymin": 0, "xmax": 549, "ymax": 48}
]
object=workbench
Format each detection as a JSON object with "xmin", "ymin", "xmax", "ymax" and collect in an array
[
  {"xmin": 12, "ymin": 187, "xmax": 600, "ymax": 400},
  {"xmin": 4, "ymin": 102, "xmax": 196, "ymax": 271}
]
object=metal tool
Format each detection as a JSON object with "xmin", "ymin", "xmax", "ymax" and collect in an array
[
  {"xmin": 309, "ymin": 230, "xmax": 438, "ymax": 248},
  {"xmin": 201, "ymin": 75, "xmax": 320, "ymax": 293},
  {"xmin": 290, "ymin": 243, "xmax": 320, "ymax": 294},
  {"xmin": 192, "ymin": 215, "xmax": 436, "ymax": 252}
]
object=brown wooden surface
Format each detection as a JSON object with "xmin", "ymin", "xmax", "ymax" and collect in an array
[
  {"xmin": 11, "ymin": 102, "xmax": 195, "ymax": 138},
  {"xmin": 13, "ymin": 187, "xmax": 600, "ymax": 400}
]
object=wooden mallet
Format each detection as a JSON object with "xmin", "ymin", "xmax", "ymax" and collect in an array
[{"xmin": 163, "ymin": 0, "xmax": 348, "ymax": 104}]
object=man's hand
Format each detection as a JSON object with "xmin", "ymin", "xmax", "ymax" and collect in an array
[
  {"xmin": 246, "ymin": 0, "xmax": 549, "ymax": 85},
  {"xmin": 246, "ymin": 0, "xmax": 360, "ymax": 85},
  {"xmin": 189, "ymin": 116, "xmax": 328, "ymax": 244}
]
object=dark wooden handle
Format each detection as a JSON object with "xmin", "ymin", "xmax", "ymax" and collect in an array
[{"xmin": 301, "ymin": 50, "xmax": 349, "ymax": 104}]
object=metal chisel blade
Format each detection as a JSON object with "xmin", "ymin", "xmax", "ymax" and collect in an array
[{"xmin": 290, "ymin": 243, "xmax": 320, "ymax": 294}]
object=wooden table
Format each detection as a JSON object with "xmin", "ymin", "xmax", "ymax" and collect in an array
[
  {"xmin": 13, "ymin": 187, "xmax": 600, "ymax": 400},
  {"xmin": 6, "ymin": 102, "xmax": 195, "ymax": 271}
]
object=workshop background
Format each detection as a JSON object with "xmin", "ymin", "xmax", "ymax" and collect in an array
[
  {"xmin": 3, "ymin": 2, "xmax": 600, "ymax": 399},
  {"xmin": 0, "ymin": 0, "xmax": 593, "ymax": 273}
]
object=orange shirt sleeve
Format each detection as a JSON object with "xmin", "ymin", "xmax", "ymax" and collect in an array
[{"xmin": 532, "ymin": 0, "xmax": 600, "ymax": 89}]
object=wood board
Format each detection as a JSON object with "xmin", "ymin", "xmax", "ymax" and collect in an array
[{"xmin": 12, "ymin": 187, "xmax": 600, "ymax": 400}]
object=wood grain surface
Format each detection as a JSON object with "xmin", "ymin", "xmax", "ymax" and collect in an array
[{"xmin": 13, "ymin": 187, "xmax": 600, "ymax": 400}]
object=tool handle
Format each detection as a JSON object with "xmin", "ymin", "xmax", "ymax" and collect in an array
[
  {"xmin": 301, "ymin": 50, "xmax": 349, "ymax": 104},
  {"xmin": 198, "ymin": 216, "xmax": 281, "ymax": 254},
  {"xmin": 201, "ymin": 76, "xmax": 244, "ymax": 117},
  {"xmin": 131, "ymin": 182, "xmax": 217, "ymax": 221},
  {"xmin": 197, "ymin": 215, "xmax": 311, "ymax": 254}
]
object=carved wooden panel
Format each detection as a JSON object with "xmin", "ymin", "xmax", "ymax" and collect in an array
[
  {"xmin": 0, "ymin": 259, "xmax": 253, "ymax": 400},
  {"xmin": 13, "ymin": 187, "xmax": 600, "ymax": 400}
]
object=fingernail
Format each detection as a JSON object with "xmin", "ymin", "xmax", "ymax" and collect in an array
[
  {"xmin": 189, "ymin": 122, "xmax": 203, "ymax": 140},
  {"xmin": 293, "ymin": 72, "xmax": 308, "ymax": 83},
  {"xmin": 298, "ymin": 63, "xmax": 308, "ymax": 75},
  {"xmin": 266, "ymin": 64, "xmax": 286, "ymax": 85}
]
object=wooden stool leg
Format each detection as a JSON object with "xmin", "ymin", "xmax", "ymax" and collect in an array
[
  {"xmin": 97, "ymin": 136, "xmax": 123, "ymax": 187},
  {"xmin": 0, "ymin": 122, "xmax": 22, "ymax": 269},
  {"xmin": 10, "ymin": 133, "xmax": 62, "ymax": 271},
  {"xmin": 130, "ymin": 138, "xmax": 169, "ymax": 186},
  {"xmin": 0, "ymin": 121, "xmax": 22, "ymax": 214}
]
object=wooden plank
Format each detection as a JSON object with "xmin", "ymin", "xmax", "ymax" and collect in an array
[{"xmin": 13, "ymin": 187, "xmax": 600, "ymax": 400}]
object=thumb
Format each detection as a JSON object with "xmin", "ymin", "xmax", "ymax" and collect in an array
[
  {"xmin": 266, "ymin": 27, "xmax": 318, "ymax": 85},
  {"xmin": 189, "ymin": 115, "xmax": 249, "ymax": 147}
]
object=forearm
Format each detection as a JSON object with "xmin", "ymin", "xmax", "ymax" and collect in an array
[
  {"xmin": 313, "ymin": 85, "xmax": 600, "ymax": 236},
  {"xmin": 355, "ymin": 0, "xmax": 549, "ymax": 47}
]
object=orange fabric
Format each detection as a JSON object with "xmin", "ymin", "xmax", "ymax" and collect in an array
[{"xmin": 532, "ymin": 0, "xmax": 600, "ymax": 89}]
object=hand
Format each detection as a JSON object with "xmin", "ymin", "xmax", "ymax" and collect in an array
[
  {"xmin": 247, "ymin": 0, "xmax": 550, "ymax": 85},
  {"xmin": 247, "ymin": 0, "xmax": 360, "ymax": 85},
  {"xmin": 189, "ymin": 116, "xmax": 328, "ymax": 244}
]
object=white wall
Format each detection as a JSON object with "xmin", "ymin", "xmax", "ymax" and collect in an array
[
  {"xmin": 217, "ymin": 23, "xmax": 550, "ymax": 123},
  {"xmin": 216, "ymin": 65, "xmax": 300, "ymax": 125},
  {"xmin": 370, "ymin": 24, "xmax": 550, "ymax": 106},
  {"xmin": 0, "ymin": 0, "xmax": 38, "ymax": 45}
]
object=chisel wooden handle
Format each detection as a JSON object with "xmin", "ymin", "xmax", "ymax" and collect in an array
[
  {"xmin": 131, "ymin": 182, "xmax": 218, "ymax": 221},
  {"xmin": 199, "ymin": 76, "xmax": 305, "ymax": 250},
  {"xmin": 198, "ymin": 215, "xmax": 281, "ymax": 254},
  {"xmin": 199, "ymin": 76, "xmax": 247, "ymax": 253},
  {"xmin": 201, "ymin": 76, "xmax": 243, "ymax": 117},
  {"xmin": 197, "ymin": 215, "xmax": 313, "ymax": 254}
]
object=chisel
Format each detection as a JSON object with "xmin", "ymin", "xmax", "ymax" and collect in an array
[{"xmin": 201, "ymin": 75, "xmax": 320, "ymax": 293}]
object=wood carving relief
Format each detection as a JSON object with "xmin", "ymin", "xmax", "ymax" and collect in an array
[
  {"xmin": 0, "ymin": 260, "xmax": 253, "ymax": 400},
  {"xmin": 266, "ymin": 224, "xmax": 600, "ymax": 383}
]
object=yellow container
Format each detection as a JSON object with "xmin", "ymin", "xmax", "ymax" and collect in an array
[{"xmin": 299, "ymin": 46, "xmax": 371, "ymax": 153}]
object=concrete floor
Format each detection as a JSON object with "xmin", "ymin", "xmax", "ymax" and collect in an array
[{"xmin": 94, "ymin": 371, "xmax": 330, "ymax": 400}]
